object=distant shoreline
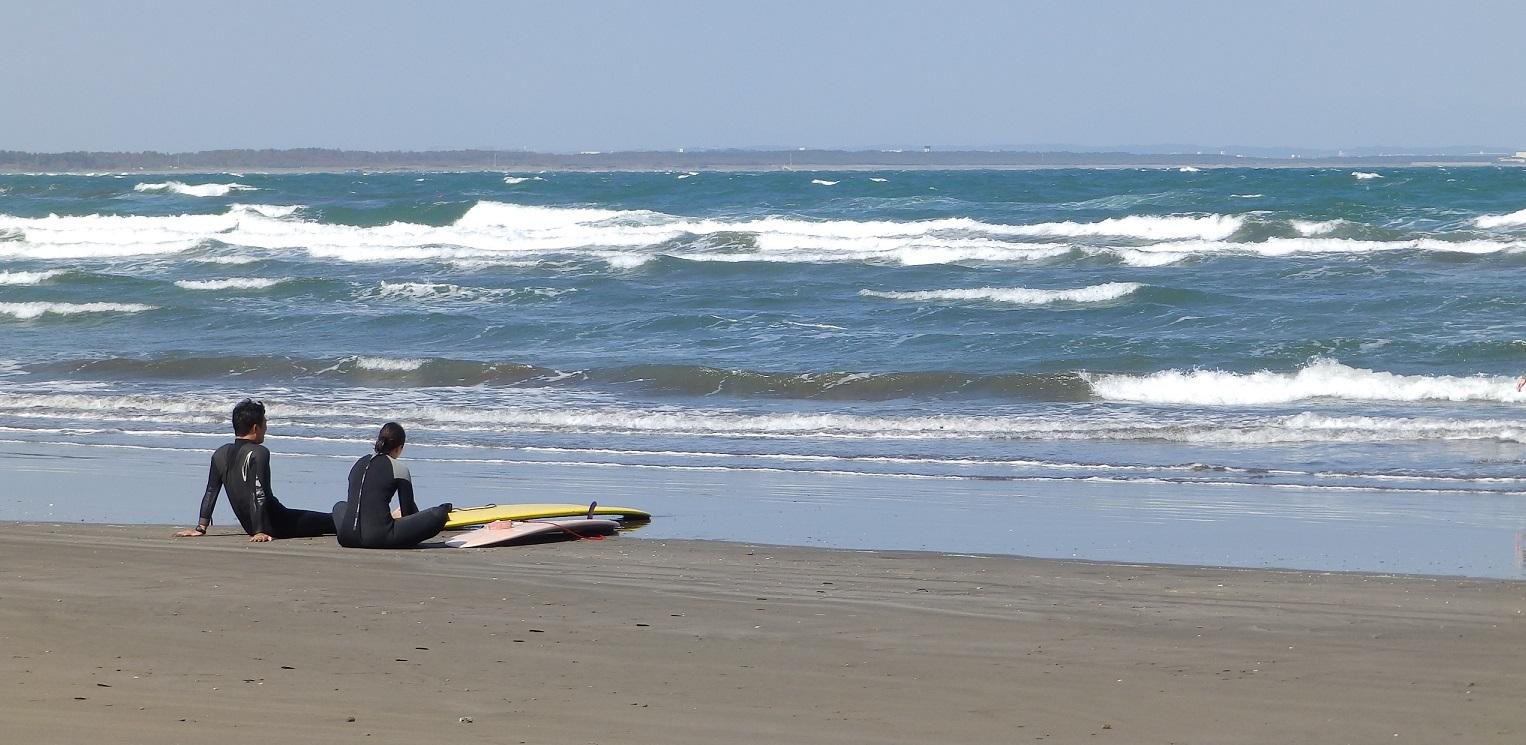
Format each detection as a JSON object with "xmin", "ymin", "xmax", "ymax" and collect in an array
[{"xmin": 1, "ymin": 148, "xmax": 1520, "ymax": 174}]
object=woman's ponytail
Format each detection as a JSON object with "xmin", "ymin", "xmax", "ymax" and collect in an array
[{"xmin": 374, "ymin": 421, "xmax": 406, "ymax": 454}]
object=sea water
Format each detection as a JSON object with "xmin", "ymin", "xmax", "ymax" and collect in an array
[{"xmin": 3, "ymin": 168, "xmax": 1526, "ymax": 575}]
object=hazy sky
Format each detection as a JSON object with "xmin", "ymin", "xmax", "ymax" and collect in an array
[{"xmin": 5, "ymin": 1, "xmax": 1525, "ymax": 152}]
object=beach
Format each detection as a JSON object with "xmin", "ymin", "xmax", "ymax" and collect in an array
[
  {"xmin": 2, "ymin": 523, "xmax": 1522, "ymax": 744},
  {"xmin": 6, "ymin": 166, "xmax": 1526, "ymax": 741}
]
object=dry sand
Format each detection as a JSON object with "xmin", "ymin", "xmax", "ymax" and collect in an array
[{"xmin": 1, "ymin": 523, "xmax": 1523, "ymax": 744}]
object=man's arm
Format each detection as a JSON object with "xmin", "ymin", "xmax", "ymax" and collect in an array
[
  {"xmin": 248, "ymin": 447, "xmax": 275, "ymax": 541},
  {"xmin": 175, "ymin": 452, "xmax": 223, "ymax": 537}
]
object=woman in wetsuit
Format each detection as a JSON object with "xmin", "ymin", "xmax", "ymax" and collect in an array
[{"xmin": 333, "ymin": 422, "xmax": 453, "ymax": 549}]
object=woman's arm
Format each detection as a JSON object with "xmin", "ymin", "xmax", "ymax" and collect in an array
[{"xmin": 393, "ymin": 458, "xmax": 418, "ymax": 516}]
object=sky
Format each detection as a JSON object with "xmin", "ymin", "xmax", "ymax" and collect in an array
[{"xmin": 4, "ymin": 0, "xmax": 1526, "ymax": 153}]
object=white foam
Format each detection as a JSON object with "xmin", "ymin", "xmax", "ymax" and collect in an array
[
  {"xmin": 1291, "ymin": 219, "xmax": 1342, "ymax": 236},
  {"xmin": 502, "ymin": 176, "xmax": 531, "ymax": 185},
  {"xmin": 353, "ymin": 356, "xmax": 427, "ymax": 372},
  {"xmin": 0, "ymin": 270, "xmax": 63, "ymax": 285},
  {"xmin": 0, "ymin": 302, "xmax": 154, "ymax": 320},
  {"xmin": 361, "ymin": 281, "xmax": 512, "ymax": 303},
  {"xmin": 999, "ymin": 214, "xmax": 1244, "ymax": 241},
  {"xmin": 604, "ymin": 254, "xmax": 653, "ymax": 269},
  {"xmin": 861, "ymin": 282, "xmax": 1143, "ymax": 305},
  {"xmin": 1116, "ymin": 236, "xmax": 1516, "ymax": 259},
  {"xmin": 1115, "ymin": 249, "xmax": 1190, "ymax": 267},
  {"xmin": 0, "ymin": 211, "xmax": 234, "ymax": 259},
  {"xmin": 811, "ymin": 179, "xmax": 839, "ymax": 186},
  {"xmin": 2, "ymin": 388, "xmax": 1524, "ymax": 446},
  {"xmin": 174, "ymin": 277, "xmax": 288, "ymax": 291},
  {"xmin": 1475, "ymin": 207, "xmax": 1526, "ymax": 229},
  {"xmin": 134, "ymin": 181, "xmax": 258, "ymax": 197},
  {"xmin": 1088, "ymin": 359, "xmax": 1523, "ymax": 406},
  {"xmin": 455, "ymin": 201, "xmax": 631, "ymax": 229},
  {"xmin": 0, "ymin": 202, "xmax": 1508, "ymax": 268},
  {"xmin": 229, "ymin": 203, "xmax": 301, "ymax": 218},
  {"xmin": 869, "ymin": 177, "xmax": 888, "ymax": 182},
  {"xmin": 1177, "ymin": 166, "xmax": 1201, "ymax": 173},
  {"xmin": 1351, "ymin": 171, "xmax": 1383, "ymax": 180}
]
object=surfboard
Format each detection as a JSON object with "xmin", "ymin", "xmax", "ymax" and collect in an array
[
  {"xmin": 444, "ymin": 518, "xmax": 620, "ymax": 548},
  {"xmin": 444, "ymin": 502, "xmax": 651, "ymax": 529}
]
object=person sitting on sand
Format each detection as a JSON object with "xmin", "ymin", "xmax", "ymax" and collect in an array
[
  {"xmin": 175, "ymin": 398, "xmax": 338, "ymax": 542},
  {"xmin": 331, "ymin": 422, "xmax": 453, "ymax": 549}
]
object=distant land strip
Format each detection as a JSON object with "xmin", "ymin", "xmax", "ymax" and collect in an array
[{"xmin": 1, "ymin": 148, "xmax": 1522, "ymax": 173}]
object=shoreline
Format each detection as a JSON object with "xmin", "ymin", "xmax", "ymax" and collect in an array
[
  {"xmin": 2, "ymin": 522, "xmax": 1522, "ymax": 744},
  {"xmin": 9, "ymin": 518, "xmax": 1526, "ymax": 586},
  {"xmin": 4, "ymin": 438, "xmax": 1525, "ymax": 580}
]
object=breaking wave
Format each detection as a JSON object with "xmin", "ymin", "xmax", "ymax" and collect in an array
[
  {"xmin": 860, "ymin": 282, "xmax": 1143, "ymax": 305},
  {"xmin": 174, "ymin": 277, "xmax": 289, "ymax": 291},
  {"xmin": 1475, "ymin": 207, "xmax": 1526, "ymax": 229},
  {"xmin": 0, "ymin": 270, "xmax": 63, "ymax": 285},
  {"xmin": 0, "ymin": 202, "xmax": 1519, "ymax": 266},
  {"xmin": 0, "ymin": 387, "xmax": 1522, "ymax": 446},
  {"xmin": 133, "ymin": 181, "xmax": 259, "ymax": 197},
  {"xmin": 0, "ymin": 302, "xmax": 155, "ymax": 320},
  {"xmin": 1088, "ymin": 359, "xmax": 1522, "ymax": 405}
]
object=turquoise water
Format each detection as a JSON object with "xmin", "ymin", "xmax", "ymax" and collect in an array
[{"xmin": 3, "ymin": 168, "xmax": 1526, "ymax": 563}]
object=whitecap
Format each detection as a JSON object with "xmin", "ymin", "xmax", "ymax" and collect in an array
[
  {"xmin": 229, "ymin": 203, "xmax": 301, "ymax": 218},
  {"xmin": 1088, "ymin": 359, "xmax": 1521, "ymax": 406},
  {"xmin": 1291, "ymin": 219, "xmax": 1342, "ymax": 236},
  {"xmin": 0, "ymin": 270, "xmax": 63, "ymax": 285},
  {"xmin": 353, "ymin": 356, "xmax": 427, "ymax": 372},
  {"xmin": 134, "ymin": 181, "xmax": 259, "ymax": 197},
  {"xmin": 1351, "ymin": 171, "xmax": 1383, "ymax": 180},
  {"xmin": 998, "ymin": 214, "xmax": 1243, "ymax": 241},
  {"xmin": 174, "ymin": 277, "xmax": 289, "ymax": 291},
  {"xmin": 0, "ymin": 302, "xmax": 154, "ymax": 320},
  {"xmin": 811, "ymin": 179, "xmax": 839, "ymax": 186},
  {"xmin": 1475, "ymin": 207, "xmax": 1526, "ymax": 229},
  {"xmin": 860, "ymin": 282, "xmax": 1143, "ymax": 305}
]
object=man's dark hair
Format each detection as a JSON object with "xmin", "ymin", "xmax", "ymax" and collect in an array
[{"xmin": 232, "ymin": 398, "xmax": 267, "ymax": 436}]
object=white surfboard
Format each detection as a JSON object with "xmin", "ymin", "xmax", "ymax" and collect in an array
[{"xmin": 443, "ymin": 518, "xmax": 620, "ymax": 548}]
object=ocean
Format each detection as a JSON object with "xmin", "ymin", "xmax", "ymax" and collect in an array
[{"xmin": 3, "ymin": 167, "xmax": 1526, "ymax": 575}]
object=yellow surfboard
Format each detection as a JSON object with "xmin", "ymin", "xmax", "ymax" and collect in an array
[{"xmin": 444, "ymin": 502, "xmax": 651, "ymax": 530}]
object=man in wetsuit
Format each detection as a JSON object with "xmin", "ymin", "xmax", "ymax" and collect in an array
[{"xmin": 174, "ymin": 399, "xmax": 336, "ymax": 542}]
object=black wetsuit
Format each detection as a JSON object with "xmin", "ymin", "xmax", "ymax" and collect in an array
[
  {"xmin": 198, "ymin": 440, "xmax": 336, "ymax": 538},
  {"xmin": 332, "ymin": 454, "xmax": 451, "ymax": 549}
]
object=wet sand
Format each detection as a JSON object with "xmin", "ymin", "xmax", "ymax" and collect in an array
[{"xmin": 1, "ymin": 523, "xmax": 1523, "ymax": 744}]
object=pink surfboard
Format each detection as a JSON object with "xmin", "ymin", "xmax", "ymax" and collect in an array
[{"xmin": 443, "ymin": 518, "xmax": 620, "ymax": 548}]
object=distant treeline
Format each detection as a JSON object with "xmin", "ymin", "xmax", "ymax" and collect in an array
[{"xmin": 0, "ymin": 148, "xmax": 1507, "ymax": 172}]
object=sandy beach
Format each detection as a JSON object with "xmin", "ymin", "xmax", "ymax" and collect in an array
[{"xmin": 2, "ymin": 523, "xmax": 1522, "ymax": 744}]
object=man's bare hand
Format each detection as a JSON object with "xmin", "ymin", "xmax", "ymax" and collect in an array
[{"xmin": 249, "ymin": 532, "xmax": 274, "ymax": 542}]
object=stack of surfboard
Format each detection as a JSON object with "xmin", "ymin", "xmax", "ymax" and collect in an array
[{"xmin": 442, "ymin": 502, "xmax": 650, "ymax": 549}]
